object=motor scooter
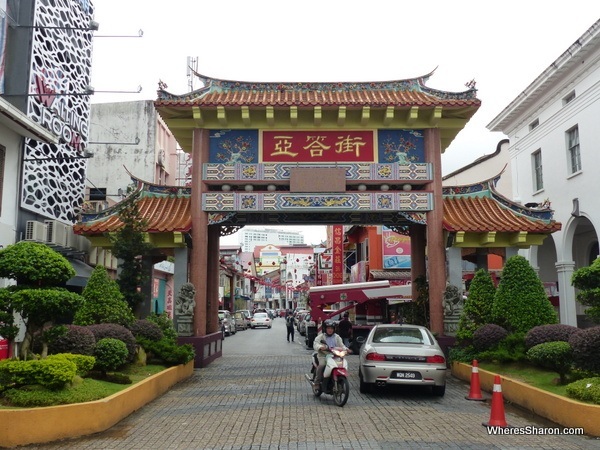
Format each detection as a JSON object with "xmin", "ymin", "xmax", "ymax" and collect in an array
[{"xmin": 305, "ymin": 344, "xmax": 350, "ymax": 407}]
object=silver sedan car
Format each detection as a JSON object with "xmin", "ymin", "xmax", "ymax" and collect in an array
[{"xmin": 358, "ymin": 324, "xmax": 447, "ymax": 396}]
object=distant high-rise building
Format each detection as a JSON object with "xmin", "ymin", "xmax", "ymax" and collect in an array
[{"xmin": 238, "ymin": 227, "xmax": 304, "ymax": 252}]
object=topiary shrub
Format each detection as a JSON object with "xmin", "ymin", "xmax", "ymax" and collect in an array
[
  {"xmin": 47, "ymin": 324, "xmax": 96, "ymax": 356},
  {"xmin": 566, "ymin": 377, "xmax": 600, "ymax": 404},
  {"xmin": 137, "ymin": 337, "xmax": 195, "ymax": 366},
  {"xmin": 74, "ymin": 265, "xmax": 135, "ymax": 327},
  {"xmin": 569, "ymin": 326, "xmax": 600, "ymax": 374},
  {"xmin": 475, "ymin": 332, "xmax": 527, "ymax": 363},
  {"xmin": 526, "ymin": 341, "xmax": 573, "ymax": 384},
  {"xmin": 147, "ymin": 312, "xmax": 178, "ymax": 341},
  {"xmin": 571, "ymin": 258, "xmax": 600, "ymax": 324},
  {"xmin": 93, "ymin": 338, "xmax": 128, "ymax": 373},
  {"xmin": 492, "ymin": 255, "xmax": 558, "ymax": 333},
  {"xmin": 472, "ymin": 324, "xmax": 508, "ymax": 351},
  {"xmin": 525, "ymin": 324, "xmax": 581, "ymax": 350},
  {"xmin": 456, "ymin": 269, "xmax": 496, "ymax": 343},
  {"xmin": 46, "ymin": 353, "xmax": 96, "ymax": 376},
  {"xmin": 129, "ymin": 319, "xmax": 164, "ymax": 342},
  {"xmin": 87, "ymin": 323, "xmax": 137, "ymax": 362}
]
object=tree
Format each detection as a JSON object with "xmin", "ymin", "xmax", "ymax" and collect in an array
[
  {"xmin": 492, "ymin": 255, "xmax": 557, "ymax": 333},
  {"xmin": 456, "ymin": 269, "xmax": 496, "ymax": 342},
  {"xmin": 571, "ymin": 257, "xmax": 600, "ymax": 323},
  {"xmin": 0, "ymin": 242, "xmax": 83, "ymax": 358},
  {"xmin": 73, "ymin": 265, "xmax": 135, "ymax": 326},
  {"xmin": 0, "ymin": 241, "xmax": 75, "ymax": 286},
  {"xmin": 109, "ymin": 194, "xmax": 153, "ymax": 314}
]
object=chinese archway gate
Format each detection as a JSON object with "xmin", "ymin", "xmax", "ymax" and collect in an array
[{"xmin": 153, "ymin": 71, "xmax": 481, "ymax": 367}]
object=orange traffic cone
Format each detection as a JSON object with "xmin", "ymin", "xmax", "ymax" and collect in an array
[
  {"xmin": 465, "ymin": 360, "xmax": 484, "ymax": 401},
  {"xmin": 482, "ymin": 375, "xmax": 509, "ymax": 427}
]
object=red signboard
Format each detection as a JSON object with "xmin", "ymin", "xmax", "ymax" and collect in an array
[
  {"xmin": 332, "ymin": 225, "xmax": 344, "ymax": 284},
  {"xmin": 262, "ymin": 130, "xmax": 375, "ymax": 163}
]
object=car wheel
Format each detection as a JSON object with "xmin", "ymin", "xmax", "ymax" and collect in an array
[
  {"xmin": 359, "ymin": 370, "xmax": 372, "ymax": 394},
  {"xmin": 432, "ymin": 384, "xmax": 446, "ymax": 397}
]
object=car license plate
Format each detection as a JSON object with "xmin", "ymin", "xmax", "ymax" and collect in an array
[{"xmin": 393, "ymin": 371, "xmax": 421, "ymax": 380}]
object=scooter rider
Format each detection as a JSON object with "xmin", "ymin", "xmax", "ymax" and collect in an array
[{"xmin": 313, "ymin": 320, "xmax": 346, "ymax": 391}]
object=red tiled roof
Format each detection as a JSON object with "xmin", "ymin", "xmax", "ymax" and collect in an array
[
  {"xmin": 156, "ymin": 90, "xmax": 480, "ymax": 108},
  {"xmin": 73, "ymin": 195, "xmax": 192, "ymax": 234},
  {"xmin": 155, "ymin": 73, "xmax": 481, "ymax": 108},
  {"xmin": 443, "ymin": 196, "xmax": 560, "ymax": 233},
  {"xmin": 75, "ymin": 195, "xmax": 559, "ymax": 236}
]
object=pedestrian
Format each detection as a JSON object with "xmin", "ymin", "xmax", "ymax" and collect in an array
[
  {"xmin": 286, "ymin": 310, "xmax": 295, "ymax": 342},
  {"xmin": 337, "ymin": 312, "xmax": 353, "ymax": 347}
]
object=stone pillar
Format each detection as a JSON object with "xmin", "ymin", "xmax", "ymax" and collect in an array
[
  {"xmin": 190, "ymin": 128, "xmax": 210, "ymax": 336},
  {"xmin": 555, "ymin": 261, "xmax": 578, "ymax": 326},
  {"xmin": 206, "ymin": 225, "xmax": 221, "ymax": 333},
  {"xmin": 424, "ymin": 128, "xmax": 445, "ymax": 335},
  {"xmin": 410, "ymin": 223, "xmax": 426, "ymax": 302},
  {"xmin": 447, "ymin": 246, "xmax": 462, "ymax": 291},
  {"xmin": 173, "ymin": 246, "xmax": 189, "ymax": 333}
]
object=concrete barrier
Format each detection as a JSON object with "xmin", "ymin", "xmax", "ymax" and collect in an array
[
  {"xmin": 452, "ymin": 362, "xmax": 600, "ymax": 437},
  {"xmin": 0, "ymin": 361, "xmax": 194, "ymax": 448}
]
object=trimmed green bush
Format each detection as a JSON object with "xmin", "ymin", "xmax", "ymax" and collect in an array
[
  {"xmin": 527, "ymin": 341, "xmax": 573, "ymax": 384},
  {"xmin": 476, "ymin": 332, "xmax": 527, "ymax": 363},
  {"xmin": 93, "ymin": 338, "xmax": 128, "ymax": 373},
  {"xmin": 129, "ymin": 319, "xmax": 164, "ymax": 342},
  {"xmin": 137, "ymin": 337, "xmax": 195, "ymax": 366},
  {"xmin": 0, "ymin": 357, "xmax": 77, "ymax": 390},
  {"xmin": 47, "ymin": 324, "xmax": 96, "ymax": 356},
  {"xmin": 525, "ymin": 324, "xmax": 580, "ymax": 349},
  {"xmin": 571, "ymin": 258, "xmax": 600, "ymax": 323},
  {"xmin": 492, "ymin": 255, "xmax": 558, "ymax": 333},
  {"xmin": 87, "ymin": 323, "xmax": 137, "ymax": 362},
  {"xmin": 46, "ymin": 353, "xmax": 96, "ymax": 376},
  {"xmin": 147, "ymin": 312, "xmax": 178, "ymax": 341},
  {"xmin": 472, "ymin": 323, "xmax": 508, "ymax": 351},
  {"xmin": 456, "ymin": 269, "xmax": 496, "ymax": 342},
  {"xmin": 568, "ymin": 326, "xmax": 600, "ymax": 373},
  {"xmin": 566, "ymin": 377, "xmax": 600, "ymax": 405},
  {"xmin": 74, "ymin": 265, "xmax": 135, "ymax": 327}
]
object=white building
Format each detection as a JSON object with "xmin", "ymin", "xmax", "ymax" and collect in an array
[
  {"xmin": 238, "ymin": 227, "xmax": 304, "ymax": 252},
  {"xmin": 86, "ymin": 101, "xmax": 180, "ymax": 211},
  {"xmin": 488, "ymin": 19, "xmax": 600, "ymax": 327}
]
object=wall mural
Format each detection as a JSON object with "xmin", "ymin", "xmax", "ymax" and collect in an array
[
  {"xmin": 208, "ymin": 129, "xmax": 424, "ymax": 164},
  {"xmin": 21, "ymin": 0, "xmax": 94, "ymax": 223}
]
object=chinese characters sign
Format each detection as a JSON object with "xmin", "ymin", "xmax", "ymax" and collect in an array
[
  {"xmin": 208, "ymin": 129, "xmax": 424, "ymax": 164},
  {"xmin": 332, "ymin": 225, "xmax": 344, "ymax": 284},
  {"xmin": 262, "ymin": 131, "xmax": 374, "ymax": 162}
]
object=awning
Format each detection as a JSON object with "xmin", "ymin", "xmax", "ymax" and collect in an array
[
  {"xmin": 370, "ymin": 270, "xmax": 411, "ymax": 280},
  {"xmin": 66, "ymin": 258, "xmax": 94, "ymax": 287}
]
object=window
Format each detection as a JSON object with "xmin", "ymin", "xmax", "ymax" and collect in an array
[
  {"xmin": 529, "ymin": 119, "xmax": 539, "ymax": 131},
  {"xmin": 89, "ymin": 187, "xmax": 107, "ymax": 201},
  {"xmin": 566, "ymin": 126, "xmax": 581, "ymax": 174},
  {"xmin": 532, "ymin": 150, "xmax": 543, "ymax": 191},
  {"xmin": 563, "ymin": 91, "xmax": 576, "ymax": 105}
]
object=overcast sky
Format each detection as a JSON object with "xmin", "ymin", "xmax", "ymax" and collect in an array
[{"xmin": 90, "ymin": 1, "xmax": 600, "ymax": 245}]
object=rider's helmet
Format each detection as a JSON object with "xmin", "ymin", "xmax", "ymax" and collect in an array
[{"xmin": 324, "ymin": 320, "xmax": 335, "ymax": 336}]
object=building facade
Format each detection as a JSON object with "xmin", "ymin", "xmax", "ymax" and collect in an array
[{"xmin": 488, "ymin": 19, "xmax": 600, "ymax": 327}]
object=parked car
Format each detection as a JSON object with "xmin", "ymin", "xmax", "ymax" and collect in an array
[
  {"xmin": 297, "ymin": 312, "xmax": 310, "ymax": 336},
  {"xmin": 233, "ymin": 311, "xmax": 248, "ymax": 331},
  {"xmin": 250, "ymin": 312, "xmax": 272, "ymax": 329},
  {"xmin": 358, "ymin": 324, "xmax": 446, "ymax": 396},
  {"xmin": 238, "ymin": 310, "xmax": 252, "ymax": 328},
  {"xmin": 218, "ymin": 310, "xmax": 236, "ymax": 336}
]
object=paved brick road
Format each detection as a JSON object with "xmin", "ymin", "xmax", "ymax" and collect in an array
[{"xmin": 20, "ymin": 317, "xmax": 600, "ymax": 449}]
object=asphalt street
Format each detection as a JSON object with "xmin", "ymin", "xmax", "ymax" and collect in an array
[{"xmin": 19, "ymin": 317, "xmax": 600, "ymax": 449}]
